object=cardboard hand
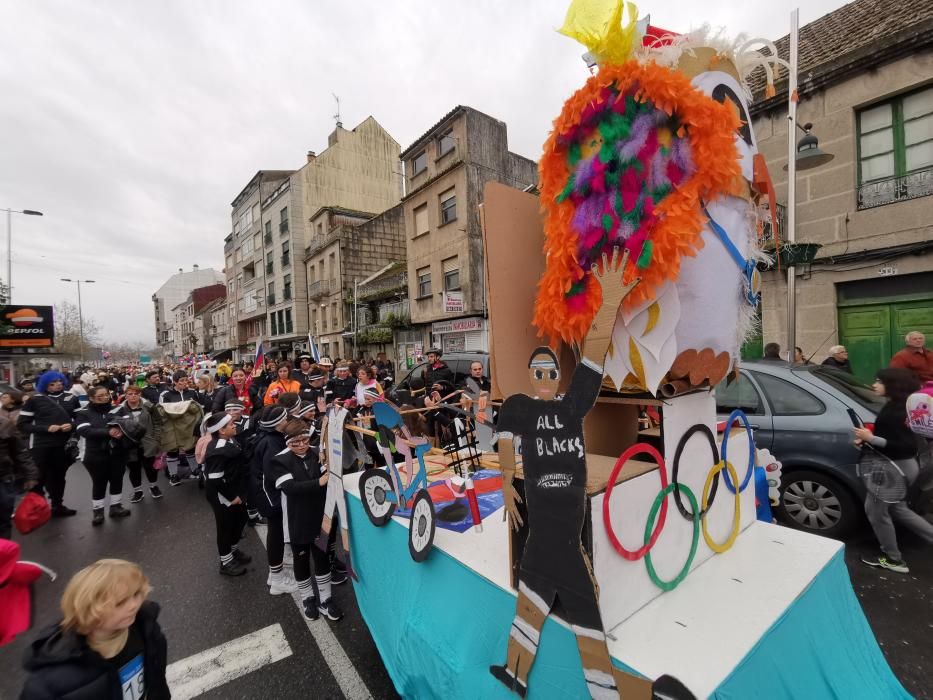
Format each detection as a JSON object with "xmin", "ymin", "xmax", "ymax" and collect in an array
[
  {"xmin": 591, "ymin": 246, "xmax": 639, "ymax": 314},
  {"xmin": 583, "ymin": 246, "xmax": 640, "ymax": 366},
  {"xmin": 503, "ymin": 481, "xmax": 524, "ymax": 532}
]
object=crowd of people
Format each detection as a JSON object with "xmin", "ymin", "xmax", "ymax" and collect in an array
[
  {"xmin": 763, "ymin": 330, "xmax": 933, "ymax": 383},
  {"xmin": 1, "ymin": 348, "xmax": 492, "ymax": 618},
  {"xmin": 5, "ymin": 338, "xmax": 930, "ymax": 697}
]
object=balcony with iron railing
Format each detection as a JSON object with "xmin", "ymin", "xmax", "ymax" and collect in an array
[
  {"xmin": 378, "ymin": 300, "xmax": 410, "ymax": 322},
  {"xmin": 857, "ymin": 168, "xmax": 933, "ymax": 210},
  {"xmin": 308, "ymin": 279, "xmax": 337, "ymax": 300}
]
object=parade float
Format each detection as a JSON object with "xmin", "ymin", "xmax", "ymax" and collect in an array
[{"xmin": 340, "ymin": 1, "xmax": 909, "ymax": 697}]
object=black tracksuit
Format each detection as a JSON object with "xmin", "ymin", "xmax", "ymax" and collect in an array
[
  {"xmin": 140, "ymin": 383, "xmax": 166, "ymax": 406},
  {"xmin": 252, "ymin": 428, "xmax": 288, "ymax": 568},
  {"xmin": 328, "ymin": 376, "xmax": 356, "ymax": 402},
  {"xmin": 18, "ymin": 393, "xmax": 78, "ymax": 508},
  {"xmin": 20, "ymin": 601, "xmax": 170, "ymax": 700},
  {"xmin": 268, "ymin": 448, "xmax": 330, "ymax": 591},
  {"xmin": 204, "ymin": 435, "xmax": 247, "ymax": 559},
  {"xmin": 75, "ymin": 403, "xmax": 124, "ymax": 507}
]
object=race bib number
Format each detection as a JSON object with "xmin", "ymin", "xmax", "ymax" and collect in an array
[{"xmin": 119, "ymin": 654, "xmax": 146, "ymax": 700}]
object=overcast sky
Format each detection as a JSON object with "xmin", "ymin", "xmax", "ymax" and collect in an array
[{"xmin": 1, "ymin": 0, "xmax": 849, "ymax": 345}]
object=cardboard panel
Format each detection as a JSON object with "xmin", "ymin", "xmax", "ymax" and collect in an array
[
  {"xmin": 481, "ymin": 182, "xmax": 548, "ymax": 400},
  {"xmin": 584, "ymin": 400, "xmax": 639, "ymax": 463},
  {"xmin": 591, "ymin": 391, "xmax": 758, "ymax": 630}
]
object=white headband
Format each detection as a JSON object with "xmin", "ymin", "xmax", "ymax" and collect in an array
[{"xmin": 207, "ymin": 414, "xmax": 233, "ymax": 434}]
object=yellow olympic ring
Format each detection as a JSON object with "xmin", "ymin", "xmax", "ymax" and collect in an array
[{"xmin": 701, "ymin": 460, "xmax": 741, "ymax": 553}]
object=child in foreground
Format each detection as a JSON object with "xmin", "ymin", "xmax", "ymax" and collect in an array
[{"xmin": 21, "ymin": 558, "xmax": 170, "ymax": 699}]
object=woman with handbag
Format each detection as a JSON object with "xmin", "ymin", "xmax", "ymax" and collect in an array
[{"xmin": 854, "ymin": 368, "xmax": 933, "ymax": 573}]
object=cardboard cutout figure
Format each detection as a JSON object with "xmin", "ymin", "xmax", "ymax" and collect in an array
[
  {"xmin": 490, "ymin": 248, "xmax": 692, "ymax": 699},
  {"xmin": 317, "ymin": 404, "xmax": 357, "ymax": 580}
]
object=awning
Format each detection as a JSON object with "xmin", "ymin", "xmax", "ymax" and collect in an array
[{"xmin": 210, "ymin": 348, "xmax": 234, "ymax": 361}]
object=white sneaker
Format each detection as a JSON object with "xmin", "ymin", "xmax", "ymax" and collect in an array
[{"xmin": 269, "ymin": 570, "xmax": 298, "ymax": 595}]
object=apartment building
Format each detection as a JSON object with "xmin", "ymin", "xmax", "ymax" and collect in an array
[
  {"xmin": 225, "ymin": 117, "xmax": 401, "ymax": 362},
  {"xmin": 304, "ymin": 203, "xmax": 405, "ymax": 362},
  {"xmin": 151, "ymin": 265, "xmax": 224, "ymax": 359},
  {"xmin": 750, "ymin": 0, "xmax": 933, "ymax": 382},
  {"xmin": 168, "ymin": 284, "xmax": 226, "ymax": 358},
  {"xmin": 400, "ymin": 106, "xmax": 538, "ymax": 354},
  {"xmin": 196, "ymin": 297, "xmax": 228, "ymax": 356}
]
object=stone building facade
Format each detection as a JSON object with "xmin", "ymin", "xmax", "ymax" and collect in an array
[
  {"xmin": 224, "ymin": 117, "xmax": 401, "ymax": 362},
  {"xmin": 400, "ymin": 106, "xmax": 538, "ymax": 354},
  {"xmin": 304, "ymin": 203, "xmax": 406, "ymax": 362},
  {"xmin": 751, "ymin": 0, "xmax": 933, "ymax": 381}
]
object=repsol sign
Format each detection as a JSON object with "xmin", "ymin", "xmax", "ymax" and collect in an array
[{"xmin": 0, "ymin": 305, "xmax": 54, "ymax": 348}]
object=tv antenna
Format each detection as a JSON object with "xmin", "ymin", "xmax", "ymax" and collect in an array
[{"xmin": 332, "ymin": 93, "xmax": 342, "ymax": 128}]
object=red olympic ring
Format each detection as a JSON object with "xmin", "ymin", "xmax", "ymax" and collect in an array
[{"xmin": 602, "ymin": 443, "xmax": 669, "ymax": 561}]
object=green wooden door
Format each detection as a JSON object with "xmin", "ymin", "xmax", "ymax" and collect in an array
[
  {"xmin": 839, "ymin": 305, "xmax": 891, "ymax": 383},
  {"xmin": 839, "ymin": 300, "xmax": 933, "ymax": 383},
  {"xmin": 891, "ymin": 300, "xmax": 933, "ymax": 349},
  {"xmin": 741, "ymin": 307, "xmax": 763, "ymax": 360}
]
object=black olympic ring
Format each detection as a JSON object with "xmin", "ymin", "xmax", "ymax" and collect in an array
[{"xmin": 671, "ymin": 423, "xmax": 721, "ymax": 520}]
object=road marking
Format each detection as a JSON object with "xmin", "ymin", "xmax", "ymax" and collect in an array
[
  {"xmin": 166, "ymin": 623, "xmax": 292, "ymax": 700},
  {"xmin": 254, "ymin": 524, "xmax": 374, "ymax": 700}
]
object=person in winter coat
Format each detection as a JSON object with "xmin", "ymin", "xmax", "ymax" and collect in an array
[
  {"xmin": 421, "ymin": 348, "xmax": 455, "ymax": 388},
  {"xmin": 111, "ymin": 386, "xmax": 163, "ymax": 503},
  {"xmin": 854, "ymin": 367, "xmax": 933, "ymax": 574},
  {"xmin": 75, "ymin": 387, "xmax": 131, "ymax": 526},
  {"xmin": 268, "ymin": 420, "xmax": 342, "ymax": 622},
  {"xmin": 17, "ymin": 371, "xmax": 79, "ymax": 517},
  {"xmin": 203, "ymin": 412, "xmax": 251, "ymax": 576},
  {"xmin": 196, "ymin": 374, "xmax": 219, "ymax": 414},
  {"xmin": 251, "ymin": 405, "xmax": 297, "ymax": 596},
  {"xmin": 140, "ymin": 371, "xmax": 165, "ymax": 406},
  {"xmin": 157, "ymin": 371, "xmax": 203, "ymax": 487},
  {"xmin": 263, "ymin": 361, "xmax": 302, "ymax": 406},
  {"xmin": 20, "ymin": 559, "xmax": 169, "ymax": 700},
  {"xmin": 327, "ymin": 363, "xmax": 356, "ymax": 403},
  {"xmin": 211, "ymin": 368, "xmax": 261, "ymax": 417},
  {"xmin": 0, "ymin": 411, "xmax": 39, "ymax": 539}
]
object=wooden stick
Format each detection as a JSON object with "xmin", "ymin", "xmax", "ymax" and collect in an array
[{"xmin": 345, "ymin": 422, "xmax": 420, "ymax": 449}]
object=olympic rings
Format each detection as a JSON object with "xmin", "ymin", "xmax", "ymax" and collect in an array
[
  {"xmin": 602, "ymin": 443, "xmax": 669, "ymax": 561},
  {"xmin": 671, "ymin": 423, "xmax": 720, "ymax": 520},
  {"xmin": 701, "ymin": 460, "xmax": 742, "ymax": 553},
  {"xmin": 720, "ymin": 409, "xmax": 756, "ymax": 494},
  {"xmin": 644, "ymin": 483, "xmax": 700, "ymax": 591}
]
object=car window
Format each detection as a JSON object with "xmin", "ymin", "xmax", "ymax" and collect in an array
[
  {"xmin": 714, "ymin": 373, "xmax": 765, "ymax": 415},
  {"xmin": 399, "ymin": 362, "xmax": 429, "ymax": 388},
  {"xmin": 806, "ymin": 367, "xmax": 885, "ymax": 414},
  {"xmin": 752, "ymin": 372, "xmax": 825, "ymax": 416}
]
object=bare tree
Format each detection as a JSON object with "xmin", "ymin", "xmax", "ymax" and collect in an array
[{"xmin": 54, "ymin": 300, "xmax": 102, "ymax": 358}]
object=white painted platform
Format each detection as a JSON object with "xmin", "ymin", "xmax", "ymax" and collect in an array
[{"xmin": 345, "ymin": 471, "xmax": 841, "ymax": 699}]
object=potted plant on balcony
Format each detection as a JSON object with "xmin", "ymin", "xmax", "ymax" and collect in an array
[{"xmin": 758, "ymin": 241, "xmax": 822, "ymax": 269}]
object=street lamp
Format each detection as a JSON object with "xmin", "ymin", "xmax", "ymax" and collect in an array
[
  {"xmin": 60, "ymin": 279, "xmax": 95, "ymax": 364},
  {"xmin": 783, "ymin": 9, "xmax": 834, "ymax": 365},
  {"xmin": 2, "ymin": 208, "xmax": 43, "ymax": 302}
]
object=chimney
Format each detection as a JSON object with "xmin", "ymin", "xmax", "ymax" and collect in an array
[{"xmin": 307, "ymin": 151, "xmax": 316, "ymax": 163}]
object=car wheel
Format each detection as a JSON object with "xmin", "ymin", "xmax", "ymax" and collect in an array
[{"xmin": 778, "ymin": 469, "xmax": 859, "ymax": 539}]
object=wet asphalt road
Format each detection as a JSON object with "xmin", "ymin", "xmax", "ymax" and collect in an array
[
  {"xmin": 1, "ymin": 464, "xmax": 930, "ymax": 699},
  {"xmin": 0, "ymin": 464, "xmax": 399, "ymax": 700}
]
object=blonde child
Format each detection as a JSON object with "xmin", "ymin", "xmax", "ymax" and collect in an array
[{"xmin": 21, "ymin": 559, "xmax": 169, "ymax": 700}]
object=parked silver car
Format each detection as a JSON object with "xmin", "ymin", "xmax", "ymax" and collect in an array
[{"xmin": 715, "ymin": 360, "xmax": 885, "ymax": 538}]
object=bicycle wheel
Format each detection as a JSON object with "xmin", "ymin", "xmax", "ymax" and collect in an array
[
  {"xmin": 360, "ymin": 468, "xmax": 396, "ymax": 526},
  {"xmin": 408, "ymin": 489, "xmax": 436, "ymax": 562}
]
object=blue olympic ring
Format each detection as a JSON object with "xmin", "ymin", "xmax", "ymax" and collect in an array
[{"xmin": 720, "ymin": 409, "xmax": 756, "ymax": 494}]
